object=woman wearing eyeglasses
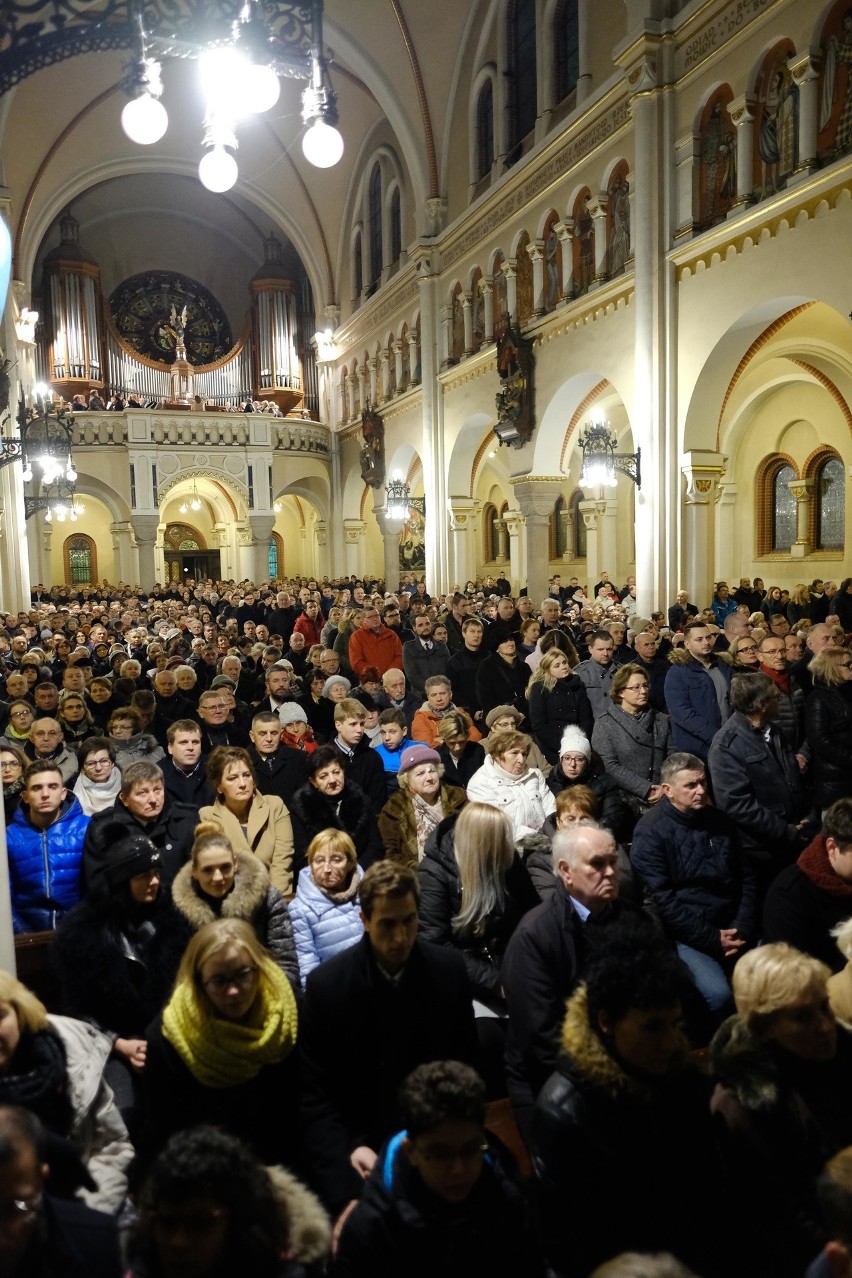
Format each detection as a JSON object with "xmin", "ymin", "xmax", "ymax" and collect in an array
[
  {"xmin": 0, "ymin": 699, "xmax": 35, "ymax": 747},
  {"xmin": 805, "ymin": 646, "xmax": 852, "ymax": 812},
  {"xmin": 0, "ymin": 744, "xmax": 27, "ymax": 826},
  {"xmin": 73, "ymin": 737, "xmax": 121, "ymax": 815},
  {"xmin": 142, "ymin": 917, "xmax": 299, "ymax": 1170}
]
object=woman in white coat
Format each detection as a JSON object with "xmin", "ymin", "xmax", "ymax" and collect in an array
[{"xmin": 466, "ymin": 729, "xmax": 556, "ymax": 842}]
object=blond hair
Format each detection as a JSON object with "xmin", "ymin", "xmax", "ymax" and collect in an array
[
  {"xmin": 0, "ymin": 970, "xmax": 49, "ymax": 1035},
  {"xmin": 172, "ymin": 918, "xmax": 276, "ymax": 1018},
  {"xmin": 732, "ymin": 942, "xmax": 831, "ymax": 1027},
  {"xmin": 306, "ymin": 827, "xmax": 357, "ymax": 869}
]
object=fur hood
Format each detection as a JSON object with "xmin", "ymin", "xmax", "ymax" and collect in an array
[
  {"xmin": 266, "ymin": 1163, "xmax": 331, "ymax": 1266},
  {"xmin": 561, "ymin": 984, "xmax": 692, "ymax": 1099},
  {"xmin": 171, "ymin": 848, "xmax": 270, "ymax": 929},
  {"xmin": 709, "ymin": 1014, "xmax": 785, "ymax": 1112}
]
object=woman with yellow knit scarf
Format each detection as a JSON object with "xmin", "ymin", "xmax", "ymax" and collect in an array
[{"xmin": 141, "ymin": 917, "xmax": 299, "ymax": 1171}]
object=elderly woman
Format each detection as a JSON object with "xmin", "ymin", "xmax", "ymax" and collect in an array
[
  {"xmin": 805, "ymin": 646, "xmax": 852, "ymax": 810},
  {"xmin": 142, "ymin": 918, "xmax": 299, "ymax": 1169},
  {"xmin": 171, "ymin": 820, "xmax": 299, "ymax": 992},
  {"xmin": 108, "ymin": 706, "xmax": 165, "ymax": 770},
  {"xmin": 711, "ymin": 943, "xmax": 852, "ymax": 1277},
  {"xmin": 289, "ymin": 744, "xmax": 384, "ymax": 872},
  {"xmin": 467, "ymin": 730, "xmax": 556, "ymax": 842},
  {"xmin": 288, "ymin": 829, "xmax": 365, "ymax": 986},
  {"xmin": 73, "ymin": 736, "xmax": 122, "ymax": 815},
  {"xmin": 378, "ymin": 744, "xmax": 467, "ymax": 867},
  {"xmin": 0, "ymin": 969, "xmax": 133, "ymax": 1213},
  {"xmin": 591, "ymin": 663, "xmax": 671, "ymax": 821},
  {"xmin": 528, "ymin": 648, "xmax": 594, "ymax": 765},
  {"xmin": 198, "ymin": 746, "xmax": 295, "ymax": 898}
]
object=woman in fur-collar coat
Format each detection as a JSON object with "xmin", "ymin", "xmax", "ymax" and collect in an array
[
  {"xmin": 289, "ymin": 772, "xmax": 384, "ymax": 872},
  {"xmin": 171, "ymin": 827, "xmax": 299, "ymax": 994}
]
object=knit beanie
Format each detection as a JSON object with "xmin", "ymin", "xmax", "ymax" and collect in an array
[
  {"xmin": 278, "ymin": 702, "xmax": 308, "ymax": 726},
  {"xmin": 559, "ymin": 725, "xmax": 591, "ymax": 759}
]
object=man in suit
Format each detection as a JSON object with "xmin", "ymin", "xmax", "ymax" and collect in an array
[
  {"xmin": 402, "ymin": 615, "xmax": 450, "ymax": 700},
  {"xmin": 300, "ymin": 860, "xmax": 478, "ymax": 1235}
]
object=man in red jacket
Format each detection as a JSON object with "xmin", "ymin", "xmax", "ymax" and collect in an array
[{"xmin": 348, "ymin": 606, "xmax": 403, "ymax": 678}]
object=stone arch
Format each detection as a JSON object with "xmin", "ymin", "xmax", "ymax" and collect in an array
[
  {"xmin": 156, "ymin": 469, "xmax": 248, "ymax": 520},
  {"xmin": 72, "ymin": 470, "xmax": 132, "ymax": 523},
  {"xmin": 448, "ymin": 411, "xmax": 497, "ymax": 498},
  {"xmin": 530, "ymin": 372, "xmax": 627, "ymax": 476}
]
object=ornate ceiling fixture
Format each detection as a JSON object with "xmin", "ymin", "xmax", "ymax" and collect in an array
[
  {"xmin": 0, "ymin": 2, "xmax": 344, "ymax": 192},
  {"xmin": 578, "ymin": 421, "xmax": 641, "ymax": 490}
]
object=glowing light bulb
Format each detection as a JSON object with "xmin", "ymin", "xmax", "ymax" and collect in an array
[
  {"xmin": 302, "ymin": 120, "xmax": 344, "ymax": 168},
  {"xmin": 199, "ymin": 147, "xmax": 238, "ymax": 192},
  {"xmin": 121, "ymin": 94, "xmax": 168, "ymax": 145}
]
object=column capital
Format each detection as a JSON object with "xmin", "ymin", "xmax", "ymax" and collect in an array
[
  {"xmin": 460, "ymin": 291, "xmax": 473, "ymax": 310},
  {"xmin": 553, "ymin": 219, "xmax": 574, "ymax": 244},
  {"xmin": 728, "ymin": 94, "xmax": 755, "ymax": 127},
  {"xmin": 503, "ymin": 510, "xmax": 523, "ymax": 537},
  {"xmin": 130, "ymin": 514, "xmax": 160, "ymax": 544},
  {"xmin": 343, "ymin": 519, "xmax": 367, "ymax": 542},
  {"xmin": 503, "ymin": 261, "xmax": 517, "ymax": 281},
  {"xmin": 788, "ymin": 478, "xmax": 816, "ymax": 500},
  {"xmin": 526, "ymin": 240, "xmax": 545, "ymax": 263},
  {"xmin": 315, "ymin": 519, "xmax": 328, "ymax": 547},
  {"xmin": 479, "ymin": 278, "xmax": 493, "ymax": 296},
  {"xmin": 791, "ymin": 51, "xmax": 821, "ymax": 87},
  {"xmin": 586, "ymin": 194, "xmax": 609, "ymax": 221},
  {"xmin": 510, "ymin": 476, "xmax": 564, "ymax": 518},
  {"xmin": 248, "ymin": 513, "xmax": 276, "ymax": 541},
  {"xmin": 681, "ymin": 451, "xmax": 727, "ymax": 504},
  {"xmin": 578, "ymin": 498, "xmax": 599, "ymax": 531}
]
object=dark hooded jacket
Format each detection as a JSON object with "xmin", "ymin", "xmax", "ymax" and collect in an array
[{"xmin": 762, "ymin": 833, "xmax": 852, "ymax": 971}]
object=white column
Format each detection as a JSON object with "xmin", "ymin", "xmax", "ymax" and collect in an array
[
  {"xmin": 587, "ymin": 195, "xmax": 609, "ymax": 283},
  {"xmin": 110, "ymin": 521, "xmax": 134, "ymax": 582},
  {"xmin": 356, "ymin": 366, "xmax": 367, "ymax": 416},
  {"xmin": 461, "ymin": 292, "xmax": 474, "ymax": 356},
  {"xmin": 512, "ymin": 477, "xmax": 564, "ymax": 604},
  {"xmin": 579, "ymin": 500, "xmax": 601, "ymax": 593},
  {"xmin": 379, "ymin": 350, "xmax": 391, "ymax": 403},
  {"xmin": 368, "ymin": 358, "xmax": 378, "ymax": 407},
  {"xmin": 447, "ymin": 498, "xmax": 479, "ymax": 588},
  {"xmin": 673, "ymin": 135, "xmax": 700, "ymax": 238},
  {"xmin": 599, "ymin": 495, "xmax": 618, "ymax": 581},
  {"xmin": 554, "ymin": 221, "xmax": 574, "ymax": 299},
  {"xmin": 527, "ymin": 240, "xmax": 546, "ymax": 315},
  {"xmin": 504, "ymin": 511, "xmax": 524, "ymax": 595},
  {"xmin": 682, "ymin": 452, "xmax": 727, "ymax": 608},
  {"xmin": 504, "ymin": 263, "xmax": 518, "ymax": 325},
  {"xmin": 393, "ymin": 340, "xmax": 404, "ymax": 392},
  {"xmin": 715, "ymin": 483, "xmax": 738, "ymax": 585},
  {"xmin": 480, "ymin": 278, "xmax": 495, "ymax": 343},
  {"xmin": 314, "ymin": 519, "xmax": 328, "ymax": 577},
  {"xmin": 492, "ymin": 518, "xmax": 507, "ymax": 564},
  {"xmin": 343, "ymin": 519, "xmax": 367, "ymax": 576},
  {"xmin": 408, "ymin": 331, "xmax": 420, "ymax": 385},
  {"xmin": 788, "ymin": 478, "xmax": 815, "ymax": 558},
  {"xmin": 248, "ymin": 513, "xmax": 276, "ymax": 584},
  {"xmin": 131, "ymin": 513, "xmax": 160, "ymax": 589},
  {"xmin": 729, "ymin": 95, "xmax": 756, "ymax": 209},
  {"xmin": 791, "ymin": 54, "xmax": 821, "ymax": 180}
]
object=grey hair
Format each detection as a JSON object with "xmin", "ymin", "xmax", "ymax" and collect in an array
[
  {"xmin": 660, "ymin": 752, "xmax": 705, "ymax": 786},
  {"xmin": 832, "ymin": 916, "xmax": 852, "ymax": 963},
  {"xmin": 551, "ymin": 820, "xmax": 614, "ymax": 874},
  {"xmin": 424, "ymin": 675, "xmax": 451, "ymax": 692}
]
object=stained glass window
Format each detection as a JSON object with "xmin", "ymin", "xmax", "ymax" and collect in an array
[
  {"xmin": 368, "ymin": 164, "xmax": 383, "ymax": 287},
  {"xmin": 477, "ymin": 81, "xmax": 494, "ymax": 179},
  {"xmin": 510, "ymin": 0, "xmax": 537, "ymax": 145},
  {"xmin": 67, "ymin": 536, "xmax": 93, "ymax": 584},
  {"xmin": 772, "ymin": 465, "xmax": 796, "ymax": 551},
  {"xmin": 817, "ymin": 456, "xmax": 845, "ymax": 551},
  {"xmin": 555, "ymin": 0, "xmax": 580, "ymax": 101},
  {"xmin": 268, "ymin": 539, "xmax": 278, "ymax": 580},
  {"xmin": 390, "ymin": 188, "xmax": 402, "ymax": 263}
]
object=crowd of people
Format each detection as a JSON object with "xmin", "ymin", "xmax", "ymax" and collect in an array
[
  {"xmin": 2, "ymin": 567, "xmax": 852, "ymax": 1276},
  {"xmin": 67, "ymin": 388, "xmax": 293, "ymax": 415}
]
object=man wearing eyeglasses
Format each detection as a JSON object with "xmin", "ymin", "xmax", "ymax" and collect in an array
[
  {"xmin": 0, "ymin": 1105, "xmax": 121, "ymax": 1278},
  {"xmin": 756, "ymin": 633, "xmax": 809, "ymax": 770}
]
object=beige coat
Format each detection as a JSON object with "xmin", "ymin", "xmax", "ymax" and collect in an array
[{"xmin": 199, "ymin": 792, "xmax": 295, "ymax": 896}]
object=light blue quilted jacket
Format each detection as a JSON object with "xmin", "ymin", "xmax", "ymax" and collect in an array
[{"xmin": 288, "ymin": 864, "xmax": 364, "ymax": 986}]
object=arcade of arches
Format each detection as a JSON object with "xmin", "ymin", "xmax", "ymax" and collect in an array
[{"xmin": 1, "ymin": 0, "xmax": 852, "ymax": 613}]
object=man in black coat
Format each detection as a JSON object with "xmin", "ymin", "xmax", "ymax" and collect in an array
[
  {"xmin": 502, "ymin": 822, "xmax": 641, "ymax": 1137},
  {"xmin": 81, "ymin": 760, "xmax": 196, "ymax": 893},
  {"xmin": 668, "ymin": 590, "xmax": 699, "ymax": 632},
  {"xmin": 331, "ymin": 698, "xmax": 386, "ymax": 813},
  {"xmin": 0, "ymin": 1105, "xmax": 122, "ymax": 1278},
  {"xmin": 763, "ymin": 798, "xmax": 852, "ymax": 971},
  {"xmin": 162, "ymin": 720, "xmax": 213, "ymax": 811},
  {"xmin": 445, "ymin": 616, "xmax": 488, "ymax": 724},
  {"xmin": 631, "ymin": 752, "xmax": 758, "ymax": 1018},
  {"xmin": 300, "ymin": 861, "xmax": 478, "ymax": 1230},
  {"xmin": 247, "ymin": 710, "xmax": 308, "ymax": 805}
]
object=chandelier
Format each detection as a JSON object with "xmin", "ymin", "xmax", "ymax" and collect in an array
[
  {"xmin": 385, "ymin": 475, "xmax": 426, "ymax": 523},
  {"xmin": 179, "ymin": 480, "xmax": 203, "ymax": 514},
  {"xmin": 121, "ymin": 0, "xmax": 344, "ymax": 192}
]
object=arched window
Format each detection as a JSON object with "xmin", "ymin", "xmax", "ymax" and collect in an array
[
  {"xmin": 476, "ymin": 80, "xmax": 495, "ymax": 179},
  {"xmin": 64, "ymin": 534, "xmax": 97, "ymax": 585},
  {"xmin": 554, "ymin": 0, "xmax": 580, "ymax": 102},
  {"xmin": 268, "ymin": 532, "xmax": 284, "ymax": 580},
  {"xmin": 390, "ymin": 188, "xmax": 402, "ymax": 264},
  {"xmin": 508, "ymin": 0, "xmax": 537, "ymax": 147},
  {"xmin": 570, "ymin": 490, "xmax": 586, "ymax": 559},
  {"xmin": 772, "ymin": 464, "xmax": 797, "ymax": 552},
  {"xmin": 816, "ymin": 456, "xmax": 845, "ymax": 551},
  {"xmin": 368, "ymin": 164, "xmax": 383, "ymax": 289},
  {"xmin": 483, "ymin": 503, "xmax": 498, "ymax": 562}
]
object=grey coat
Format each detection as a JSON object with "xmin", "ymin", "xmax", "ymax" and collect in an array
[
  {"xmin": 573, "ymin": 658, "xmax": 616, "ymax": 718},
  {"xmin": 591, "ymin": 704, "xmax": 671, "ymax": 799}
]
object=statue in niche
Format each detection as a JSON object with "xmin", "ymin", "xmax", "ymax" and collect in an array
[
  {"xmin": 757, "ymin": 59, "xmax": 798, "ymax": 197},
  {"xmin": 700, "ymin": 97, "xmax": 736, "ymax": 225},
  {"xmin": 492, "ymin": 257, "xmax": 508, "ymax": 338},
  {"xmin": 822, "ymin": 9, "xmax": 852, "ymax": 153},
  {"xmin": 515, "ymin": 242, "xmax": 533, "ymax": 326},
  {"xmin": 544, "ymin": 225, "xmax": 561, "ymax": 309},
  {"xmin": 359, "ymin": 405, "xmax": 385, "ymax": 488},
  {"xmin": 494, "ymin": 317, "xmax": 534, "ymax": 449},
  {"xmin": 574, "ymin": 203, "xmax": 594, "ymax": 296},
  {"xmin": 451, "ymin": 291, "xmax": 465, "ymax": 361},
  {"xmin": 608, "ymin": 175, "xmax": 631, "ymax": 276}
]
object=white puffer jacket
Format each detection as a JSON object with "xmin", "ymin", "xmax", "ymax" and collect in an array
[{"xmin": 466, "ymin": 755, "xmax": 556, "ymax": 841}]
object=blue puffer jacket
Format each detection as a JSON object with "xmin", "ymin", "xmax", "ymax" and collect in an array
[
  {"xmin": 7, "ymin": 795, "xmax": 90, "ymax": 933},
  {"xmin": 288, "ymin": 863, "xmax": 364, "ymax": 986}
]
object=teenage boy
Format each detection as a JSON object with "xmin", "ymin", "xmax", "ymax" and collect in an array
[{"xmin": 372, "ymin": 708, "xmax": 427, "ymax": 797}]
